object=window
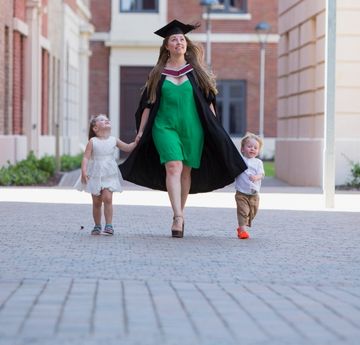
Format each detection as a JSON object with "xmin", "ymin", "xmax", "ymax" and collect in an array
[
  {"xmin": 217, "ymin": 0, "xmax": 247, "ymax": 13},
  {"xmin": 217, "ymin": 80, "xmax": 246, "ymax": 136},
  {"xmin": 121, "ymin": 0, "xmax": 158, "ymax": 12}
]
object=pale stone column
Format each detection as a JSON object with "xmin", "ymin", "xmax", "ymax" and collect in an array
[
  {"xmin": 79, "ymin": 23, "xmax": 94, "ymax": 147},
  {"xmin": 24, "ymin": 0, "xmax": 41, "ymax": 156}
]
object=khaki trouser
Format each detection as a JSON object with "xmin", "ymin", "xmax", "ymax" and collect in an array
[{"xmin": 235, "ymin": 191, "xmax": 259, "ymax": 227}]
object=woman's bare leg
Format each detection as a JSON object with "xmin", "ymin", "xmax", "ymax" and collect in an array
[
  {"xmin": 181, "ymin": 165, "xmax": 192, "ymax": 211},
  {"xmin": 165, "ymin": 160, "xmax": 184, "ymax": 231}
]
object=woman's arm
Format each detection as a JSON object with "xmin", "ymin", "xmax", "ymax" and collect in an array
[{"xmin": 136, "ymin": 107, "xmax": 150, "ymax": 141}]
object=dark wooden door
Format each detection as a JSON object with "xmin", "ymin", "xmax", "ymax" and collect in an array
[{"xmin": 120, "ymin": 66, "xmax": 152, "ymax": 158}]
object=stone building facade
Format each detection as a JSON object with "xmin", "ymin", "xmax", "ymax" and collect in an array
[
  {"xmin": 277, "ymin": 0, "xmax": 360, "ymax": 186},
  {"xmin": 0, "ymin": 0, "xmax": 93, "ymax": 166}
]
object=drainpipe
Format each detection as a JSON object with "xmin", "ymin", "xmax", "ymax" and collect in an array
[
  {"xmin": 25, "ymin": 0, "xmax": 42, "ymax": 157},
  {"xmin": 323, "ymin": 0, "xmax": 336, "ymax": 208}
]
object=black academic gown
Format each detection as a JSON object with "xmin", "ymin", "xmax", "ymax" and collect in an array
[{"xmin": 119, "ymin": 71, "xmax": 247, "ymax": 193}]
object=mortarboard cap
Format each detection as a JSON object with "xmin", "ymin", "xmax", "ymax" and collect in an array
[{"xmin": 154, "ymin": 19, "xmax": 199, "ymax": 38}]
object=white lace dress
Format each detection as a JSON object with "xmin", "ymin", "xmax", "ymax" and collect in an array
[{"xmin": 75, "ymin": 136, "xmax": 123, "ymax": 195}]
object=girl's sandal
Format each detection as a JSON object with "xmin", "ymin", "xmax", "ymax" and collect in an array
[
  {"xmin": 91, "ymin": 225, "xmax": 101, "ymax": 236},
  {"xmin": 103, "ymin": 225, "xmax": 114, "ymax": 236},
  {"xmin": 171, "ymin": 216, "xmax": 184, "ymax": 238}
]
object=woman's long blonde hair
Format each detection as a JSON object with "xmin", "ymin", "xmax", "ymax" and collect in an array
[{"xmin": 145, "ymin": 35, "xmax": 218, "ymax": 103}]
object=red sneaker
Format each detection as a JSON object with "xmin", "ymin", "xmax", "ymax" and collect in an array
[{"xmin": 237, "ymin": 228, "xmax": 249, "ymax": 239}]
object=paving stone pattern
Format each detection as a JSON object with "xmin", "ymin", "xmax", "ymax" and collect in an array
[{"xmin": 0, "ymin": 194, "xmax": 360, "ymax": 345}]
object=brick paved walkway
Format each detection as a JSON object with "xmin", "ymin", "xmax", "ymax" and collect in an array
[{"xmin": 0, "ymin": 181, "xmax": 359, "ymax": 345}]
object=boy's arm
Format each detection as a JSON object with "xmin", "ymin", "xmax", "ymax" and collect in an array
[{"xmin": 249, "ymin": 160, "xmax": 265, "ymax": 182}]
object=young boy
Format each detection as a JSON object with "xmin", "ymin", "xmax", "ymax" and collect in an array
[{"xmin": 235, "ymin": 132, "xmax": 265, "ymax": 239}]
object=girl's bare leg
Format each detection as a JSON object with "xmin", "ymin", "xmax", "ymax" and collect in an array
[
  {"xmin": 102, "ymin": 189, "xmax": 113, "ymax": 225},
  {"xmin": 92, "ymin": 194, "xmax": 102, "ymax": 225}
]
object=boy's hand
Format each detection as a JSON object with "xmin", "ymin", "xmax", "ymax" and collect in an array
[
  {"xmin": 249, "ymin": 175, "xmax": 256, "ymax": 182},
  {"xmin": 249, "ymin": 174, "xmax": 263, "ymax": 182}
]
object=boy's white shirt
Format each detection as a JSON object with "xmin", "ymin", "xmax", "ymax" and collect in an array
[{"xmin": 235, "ymin": 155, "xmax": 265, "ymax": 194}]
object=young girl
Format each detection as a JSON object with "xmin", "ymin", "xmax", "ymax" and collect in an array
[
  {"xmin": 234, "ymin": 132, "xmax": 265, "ymax": 239},
  {"xmin": 76, "ymin": 114, "xmax": 137, "ymax": 235}
]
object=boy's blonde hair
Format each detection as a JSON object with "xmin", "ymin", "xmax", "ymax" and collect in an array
[{"xmin": 240, "ymin": 132, "xmax": 264, "ymax": 151}]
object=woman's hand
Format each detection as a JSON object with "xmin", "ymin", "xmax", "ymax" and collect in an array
[{"xmin": 210, "ymin": 103, "xmax": 216, "ymax": 117}]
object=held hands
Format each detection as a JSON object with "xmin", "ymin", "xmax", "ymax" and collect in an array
[
  {"xmin": 135, "ymin": 131, "xmax": 143, "ymax": 143},
  {"xmin": 124, "ymin": 131, "xmax": 142, "ymax": 152},
  {"xmin": 128, "ymin": 141, "xmax": 137, "ymax": 152}
]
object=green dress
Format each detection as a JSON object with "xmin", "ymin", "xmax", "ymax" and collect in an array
[{"xmin": 152, "ymin": 79, "xmax": 204, "ymax": 168}]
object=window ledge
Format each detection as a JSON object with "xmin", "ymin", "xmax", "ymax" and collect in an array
[{"xmin": 202, "ymin": 12, "xmax": 251, "ymax": 21}]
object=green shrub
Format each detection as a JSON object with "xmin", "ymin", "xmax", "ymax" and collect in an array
[
  {"xmin": 61, "ymin": 153, "xmax": 82, "ymax": 171},
  {"xmin": 0, "ymin": 152, "xmax": 82, "ymax": 186},
  {"xmin": 0, "ymin": 154, "xmax": 50, "ymax": 186},
  {"xmin": 38, "ymin": 155, "xmax": 56, "ymax": 175},
  {"xmin": 263, "ymin": 160, "xmax": 275, "ymax": 177},
  {"xmin": 347, "ymin": 161, "xmax": 360, "ymax": 188},
  {"xmin": 0, "ymin": 167, "xmax": 12, "ymax": 185}
]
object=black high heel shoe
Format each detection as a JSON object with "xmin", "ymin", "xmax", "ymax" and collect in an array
[{"xmin": 171, "ymin": 216, "xmax": 184, "ymax": 238}]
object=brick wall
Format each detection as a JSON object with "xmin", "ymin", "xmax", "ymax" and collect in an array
[
  {"xmin": 212, "ymin": 42, "xmax": 277, "ymax": 137},
  {"xmin": 13, "ymin": 0, "xmax": 26, "ymax": 21},
  {"xmin": 88, "ymin": 0, "xmax": 111, "ymax": 117},
  {"xmin": 168, "ymin": 0, "xmax": 278, "ymax": 137},
  {"xmin": 41, "ymin": 49, "xmax": 49, "ymax": 135},
  {"xmin": 90, "ymin": 0, "xmax": 111, "ymax": 32},
  {"xmin": 88, "ymin": 42, "xmax": 110, "ymax": 116},
  {"xmin": 167, "ymin": 0, "xmax": 201, "ymax": 24},
  {"xmin": 12, "ymin": 0, "xmax": 27, "ymax": 135},
  {"xmin": 41, "ymin": 0, "xmax": 48, "ymax": 37},
  {"xmin": 168, "ymin": 0, "xmax": 278, "ymax": 34},
  {"xmin": 0, "ymin": 0, "xmax": 14, "ymax": 135},
  {"xmin": 12, "ymin": 31, "xmax": 24, "ymax": 135},
  {"xmin": 64, "ymin": 0, "xmax": 78, "ymax": 13}
]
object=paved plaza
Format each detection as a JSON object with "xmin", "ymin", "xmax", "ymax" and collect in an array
[{"xmin": 0, "ymin": 178, "xmax": 359, "ymax": 345}]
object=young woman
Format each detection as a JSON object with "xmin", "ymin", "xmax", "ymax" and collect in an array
[{"xmin": 120, "ymin": 20, "xmax": 247, "ymax": 238}]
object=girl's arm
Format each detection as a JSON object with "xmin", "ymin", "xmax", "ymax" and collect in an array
[
  {"xmin": 136, "ymin": 107, "xmax": 150, "ymax": 141},
  {"xmin": 81, "ymin": 140, "xmax": 93, "ymax": 184},
  {"xmin": 116, "ymin": 138, "xmax": 137, "ymax": 153}
]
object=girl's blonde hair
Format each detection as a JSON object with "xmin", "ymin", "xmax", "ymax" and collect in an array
[
  {"xmin": 88, "ymin": 114, "xmax": 107, "ymax": 140},
  {"xmin": 241, "ymin": 132, "xmax": 264, "ymax": 151},
  {"xmin": 145, "ymin": 35, "xmax": 217, "ymax": 103}
]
